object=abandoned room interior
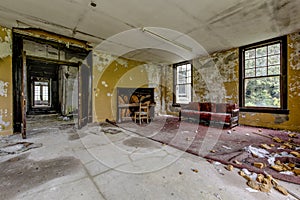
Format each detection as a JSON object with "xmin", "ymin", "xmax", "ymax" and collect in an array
[{"xmin": 0, "ymin": 0, "xmax": 300, "ymax": 199}]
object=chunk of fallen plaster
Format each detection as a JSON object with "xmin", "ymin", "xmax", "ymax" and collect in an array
[
  {"xmin": 247, "ymin": 180, "xmax": 260, "ymax": 190},
  {"xmin": 253, "ymin": 162, "xmax": 265, "ymax": 169},
  {"xmin": 225, "ymin": 165, "xmax": 233, "ymax": 171},
  {"xmin": 274, "ymin": 185, "xmax": 288, "ymax": 195}
]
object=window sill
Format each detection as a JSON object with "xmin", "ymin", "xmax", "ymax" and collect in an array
[
  {"xmin": 239, "ymin": 107, "xmax": 289, "ymax": 114},
  {"xmin": 172, "ymin": 103, "xmax": 181, "ymax": 107}
]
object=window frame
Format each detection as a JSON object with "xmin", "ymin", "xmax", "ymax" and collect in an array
[
  {"xmin": 239, "ymin": 36, "xmax": 288, "ymax": 114},
  {"xmin": 173, "ymin": 61, "xmax": 193, "ymax": 105},
  {"xmin": 33, "ymin": 80, "xmax": 51, "ymax": 107}
]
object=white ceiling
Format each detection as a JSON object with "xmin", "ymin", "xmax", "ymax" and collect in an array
[{"xmin": 0, "ymin": 0, "xmax": 299, "ymax": 64}]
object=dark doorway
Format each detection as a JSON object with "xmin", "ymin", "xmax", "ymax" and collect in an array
[
  {"xmin": 12, "ymin": 29, "xmax": 92, "ymax": 136},
  {"xmin": 26, "ymin": 58, "xmax": 60, "ymax": 114}
]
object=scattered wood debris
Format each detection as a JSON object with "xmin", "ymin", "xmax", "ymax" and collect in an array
[
  {"xmin": 253, "ymin": 162, "xmax": 265, "ymax": 169},
  {"xmin": 225, "ymin": 164, "xmax": 234, "ymax": 171},
  {"xmin": 191, "ymin": 168, "xmax": 198, "ymax": 173}
]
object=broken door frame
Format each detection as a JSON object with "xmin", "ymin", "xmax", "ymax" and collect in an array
[{"xmin": 12, "ymin": 29, "xmax": 92, "ymax": 135}]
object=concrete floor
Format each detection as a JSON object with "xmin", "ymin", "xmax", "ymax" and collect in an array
[{"xmin": 0, "ymin": 115, "xmax": 299, "ymax": 200}]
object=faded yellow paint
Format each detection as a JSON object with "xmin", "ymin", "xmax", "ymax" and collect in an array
[
  {"xmin": 93, "ymin": 55, "xmax": 149, "ymax": 122},
  {"xmin": 0, "ymin": 26, "xmax": 13, "ymax": 136},
  {"xmin": 239, "ymin": 32, "xmax": 300, "ymax": 132},
  {"xmin": 13, "ymin": 28, "xmax": 91, "ymax": 50}
]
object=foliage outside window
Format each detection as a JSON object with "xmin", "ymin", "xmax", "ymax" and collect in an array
[
  {"xmin": 239, "ymin": 36, "xmax": 287, "ymax": 112},
  {"xmin": 174, "ymin": 62, "xmax": 192, "ymax": 104}
]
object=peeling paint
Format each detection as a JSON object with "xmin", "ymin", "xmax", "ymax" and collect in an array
[
  {"xmin": 0, "ymin": 115, "xmax": 10, "ymax": 131},
  {"xmin": 0, "ymin": 28, "xmax": 12, "ymax": 59},
  {"xmin": 289, "ymin": 75, "xmax": 300, "ymax": 98},
  {"xmin": 288, "ymin": 32, "xmax": 300, "ymax": 70},
  {"xmin": 193, "ymin": 48, "xmax": 238, "ymax": 103},
  {"xmin": 274, "ymin": 114, "xmax": 289, "ymax": 124},
  {"xmin": 0, "ymin": 80, "xmax": 8, "ymax": 97}
]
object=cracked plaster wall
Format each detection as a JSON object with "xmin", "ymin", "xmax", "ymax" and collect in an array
[
  {"xmin": 192, "ymin": 49, "xmax": 239, "ymax": 103},
  {"xmin": 0, "ymin": 26, "xmax": 13, "ymax": 135},
  {"xmin": 92, "ymin": 50, "xmax": 164, "ymax": 122},
  {"xmin": 162, "ymin": 49, "xmax": 239, "ymax": 116},
  {"xmin": 163, "ymin": 31, "xmax": 300, "ymax": 132}
]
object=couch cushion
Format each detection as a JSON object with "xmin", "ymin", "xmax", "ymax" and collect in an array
[
  {"xmin": 181, "ymin": 110, "xmax": 201, "ymax": 119},
  {"xmin": 210, "ymin": 113, "xmax": 232, "ymax": 123},
  {"xmin": 216, "ymin": 103, "xmax": 238, "ymax": 113},
  {"xmin": 200, "ymin": 102, "xmax": 216, "ymax": 112}
]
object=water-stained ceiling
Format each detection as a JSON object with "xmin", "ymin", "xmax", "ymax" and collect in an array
[{"xmin": 0, "ymin": 0, "xmax": 299, "ymax": 64}]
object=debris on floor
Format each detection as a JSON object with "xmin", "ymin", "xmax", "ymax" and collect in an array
[
  {"xmin": 191, "ymin": 168, "xmax": 199, "ymax": 173},
  {"xmin": 102, "ymin": 128, "xmax": 122, "ymax": 135},
  {"xmin": 238, "ymin": 169, "xmax": 293, "ymax": 196},
  {"xmin": 0, "ymin": 142, "xmax": 42, "ymax": 156}
]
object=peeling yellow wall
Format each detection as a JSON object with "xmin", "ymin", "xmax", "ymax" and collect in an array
[
  {"xmin": 193, "ymin": 48, "xmax": 239, "ymax": 103},
  {"xmin": 163, "ymin": 32, "xmax": 300, "ymax": 132},
  {"xmin": 0, "ymin": 26, "xmax": 13, "ymax": 136},
  {"xmin": 93, "ymin": 51, "xmax": 157, "ymax": 122},
  {"xmin": 239, "ymin": 32, "xmax": 300, "ymax": 132}
]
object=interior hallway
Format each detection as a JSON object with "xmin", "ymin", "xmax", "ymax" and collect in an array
[{"xmin": 0, "ymin": 115, "xmax": 299, "ymax": 200}]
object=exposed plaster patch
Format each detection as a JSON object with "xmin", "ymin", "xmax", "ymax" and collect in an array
[
  {"xmin": 193, "ymin": 49, "xmax": 238, "ymax": 102},
  {"xmin": 289, "ymin": 32, "xmax": 300, "ymax": 70},
  {"xmin": 0, "ymin": 28, "xmax": 12, "ymax": 58},
  {"xmin": 0, "ymin": 115, "xmax": 10, "ymax": 131},
  {"xmin": 0, "ymin": 42, "xmax": 11, "ymax": 59},
  {"xmin": 0, "ymin": 80, "xmax": 9, "ymax": 97},
  {"xmin": 289, "ymin": 75, "xmax": 300, "ymax": 98},
  {"xmin": 93, "ymin": 51, "xmax": 116, "ymax": 72},
  {"xmin": 115, "ymin": 58, "xmax": 128, "ymax": 67},
  {"xmin": 273, "ymin": 114, "xmax": 289, "ymax": 124}
]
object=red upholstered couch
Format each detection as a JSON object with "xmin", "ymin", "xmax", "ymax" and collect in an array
[{"xmin": 179, "ymin": 102, "xmax": 239, "ymax": 128}]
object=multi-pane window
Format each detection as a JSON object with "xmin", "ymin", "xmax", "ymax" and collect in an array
[
  {"xmin": 174, "ymin": 62, "xmax": 192, "ymax": 104},
  {"xmin": 34, "ymin": 81, "xmax": 49, "ymax": 106},
  {"xmin": 239, "ymin": 36, "xmax": 287, "ymax": 112}
]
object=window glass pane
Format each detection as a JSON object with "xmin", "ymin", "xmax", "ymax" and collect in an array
[
  {"xmin": 245, "ymin": 49, "xmax": 255, "ymax": 59},
  {"xmin": 268, "ymin": 43, "xmax": 280, "ymax": 55},
  {"xmin": 268, "ymin": 54, "xmax": 280, "ymax": 65},
  {"xmin": 244, "ymin": 76, "xmax": 280, "ymax": 108},
  {"xmin": 256, "ymin": 46, "xmax": 267, "ymax": 57},
  {"xmin": 245, "ymin": 59, "xmax": 255, "ymax": 69},
  {"xmin": 178, "ymin": 71, "xmax": 186, "ymax": 84},
  {"xmin": 178, "ymin": 85, "xmax": 186, "ymax": 96},
  {"xmin": 268, "ymin": 65, "xmax": 280, "ymax": 75},
  {"xmin": 245, "ymin": 69, "xmax": 255, "ymax": 77},
  {"xmin": 43, "ymin": 86, "xmax": 48, "ymax": 101},
  {"xmin": 187, "ymin": 77, "xmax": 191, "ymax": 84},
  {"xmin": 256, "ymin": 67, "xmax": 267, "ymax": 76},
  {"xmin": 186, "ymin": 64, "xmax": 191, "ymax": 71},
  {"xmin": 256, "ymin": 57, "xmax": 267, "ymax": 67},
  {"xmin": 34, "ymin": 86, "xmax": 40, "ymax": 101}
]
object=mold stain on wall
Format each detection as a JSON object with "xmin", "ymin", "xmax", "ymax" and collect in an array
[{"xmin": 0, "ymin": 26, "xmax": 13, "ymax": 135}]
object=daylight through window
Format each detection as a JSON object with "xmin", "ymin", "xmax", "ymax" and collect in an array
[
  {"xmin": 239, "ymin": 36, "xmax": 287, "ymax": 112},
  {"xmin": 174, "ymin": 62, "xmax": 192, "ymax": 104}
]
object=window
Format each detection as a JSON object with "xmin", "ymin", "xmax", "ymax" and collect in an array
[
  {"xmin": 33, "ymin": 81, "xmax": 50, "ymax": 107},
  {"xmin": 239, "ymin": 36, "xmax": 288, "ymax": 113},
  {"xmin": 174, "ymin": 62, "xmax": 192, "ymax": 104}
]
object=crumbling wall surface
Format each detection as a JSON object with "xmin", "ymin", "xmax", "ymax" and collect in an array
[
  {"xmin": 239, "ymin": 32, "xmax": 300, "ymax": 132},
  {"xmin": 162, "ymin": 65, "xmax": 175, "ymax": 115},
  {"xmin": 193, "ymin": 49, "xmax": 239, "ymax": 103},
  {"xmin": 92, "ymin": 50, "xmax": 163, "ymax": 122},
  {"xmin": 0, "ymin": 26, "xmax": 13, "ymax": 135}
]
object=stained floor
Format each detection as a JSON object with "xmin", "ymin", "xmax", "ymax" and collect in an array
[{"xmin": 0, "ymin": 115, "xmax": 299, "ymax": 200}]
